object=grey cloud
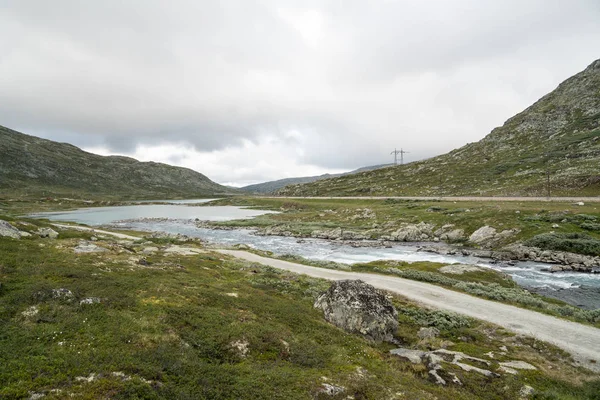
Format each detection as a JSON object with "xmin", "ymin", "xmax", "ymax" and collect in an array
[{"xmin": 1, "ymin": 0, "xmax": 599, "ymax": 179}]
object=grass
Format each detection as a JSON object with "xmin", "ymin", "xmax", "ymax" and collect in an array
[{"xmin": 1, "ymin": 225, "xmax": 599, "ymax": 398}]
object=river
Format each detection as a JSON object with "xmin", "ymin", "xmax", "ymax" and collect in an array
[{"xmin": 31, "ymin": 202, "xmax": 600, "ymax": 296}]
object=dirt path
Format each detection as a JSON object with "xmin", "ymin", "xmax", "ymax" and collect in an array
[
  {"xmin": 269, "ymin": 196, "xmax": 600, "ymax": 202},
  {"xmin": 218, "ymin": 249, "xmax": 600, "ymax": 373},
  {"xmin": 52, "ymin": 223, "xmax": 141, "ymax": 240}
]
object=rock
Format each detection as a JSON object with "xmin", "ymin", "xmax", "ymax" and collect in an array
[
  {"xmin": 575, "ymin": 201, "xmax": 585, "ymax": 206},
  {"xmin": 163, "ymin": 245, "xmax": 204, "ymax": 255},
  {"xmin": 519, "ymin": 385, "xmax": 535, "ymax": 399},
  {"xmin": 317, "ymin": 383, "xmax": 345, "ymax": 396},
  {"xmin": 141, "ymin": 246, "xmax": 159, "ymax": 254},
  {"xmin": 37, "ymin": 227, "xmax": 59, "ymax": 239},
  {"xmin": 391, "ymin": 222, "xmax": 435, "ymax": 242},
  {"xmin": 52, "ymin": 288, "xmax": 74, "ymax": 300},
  {"xmin": 418, "ymin": 327, "xmax": 440, "ymax": 339},
  {"xmin": 74, "ymin": 240, "xmax": 108, "ymax": 253},
  {"xmin": 22, "ymin": 305, "xmax": 39, "ymax": 318},
  {"xmin": 314, "ymin": 280, "xmax": 398, "ymax": 343},
  {"xmin": 439, "ymin": 264, "xmax": 483, "ymax": 275},
  {"xmin": 499, "ymin": 361, "xmax": 537, "ymax": 371},
  {"xmin": 469, "ymin": 226, "xmax": 497, "ymax": 245},
  {"xmin": 552, "ymin": 223, "xmax": 560, "ymax": 228},
  {"xmin": 0, "ymin": 220, "xmax": 21, "ymax": 239},
  {"xmin": 80, "ymin": 297, "xmax": 101, "ymax": 305},
  {"xmin": 230, "ymin": 339, "xmax": 249, "ymax": 358},
  {"xmin": 390, "ymin": 348, "xmax": 425, "ymax": 364}
]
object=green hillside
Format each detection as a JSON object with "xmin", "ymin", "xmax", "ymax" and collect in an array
[
  {"xmin": 0, "ymin": 126, "xmax": 237, "ymax": 199},
  {"xmin": 277, "ymin": 59, "xmax": 600, "ymax": 197}
]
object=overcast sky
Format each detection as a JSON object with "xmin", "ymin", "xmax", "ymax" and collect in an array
[{"xmin": 1, "ymin": 1, "xmax": 599, "ymax": 186}]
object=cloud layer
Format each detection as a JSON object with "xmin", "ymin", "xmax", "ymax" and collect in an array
[{"xmin": 1, "ymin": 0, "xmax": 599, "ymax": 185}]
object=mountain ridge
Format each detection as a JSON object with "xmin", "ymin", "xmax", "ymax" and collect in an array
[
  {"xmin": 0, "ymin": 125, "xmax": 237, "ymax": 199},
  {"xmin": 239, "ymin": 164, "xmax": 393, "ymax": 194},
  {"xmin": 276, "ymin": 59, "xmax": 600, "ymax": 197}
]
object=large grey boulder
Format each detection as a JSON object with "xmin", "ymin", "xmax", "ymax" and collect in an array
[
  {"xmin": 0, "ymin": 220, "xmax": 21, "ymax": 239},
  {"xmin": 314, "ymin": 280, "xmax": 398, "ymax": 343},
  {"xmin": 37, "ymin": 227, "xmax": 59, "ymax": 239},
  {"xmin": 469, "ymin": 226, "xmax": 497, "ymax": 245}
]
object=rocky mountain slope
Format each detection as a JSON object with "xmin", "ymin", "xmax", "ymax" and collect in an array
[
  {"xmin": 277, "ymin": 59, "xmax": 600, "ymax": 197},
  {"xmin": 0, "ymin": 125, "xmax": 237, "ymax": 198},
  {"xmin": 240, "ymin": 164, "xmax": 392, "ymax": 194}
]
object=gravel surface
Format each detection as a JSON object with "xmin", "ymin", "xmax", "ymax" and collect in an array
[{"xmin": 219, "ymin": 249, "xmax": 600, "ymax": 373}]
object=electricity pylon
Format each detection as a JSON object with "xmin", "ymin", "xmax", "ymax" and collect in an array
[{"xmin": 391, "ymin": 148, "xmax": 409, "ymax": 165}]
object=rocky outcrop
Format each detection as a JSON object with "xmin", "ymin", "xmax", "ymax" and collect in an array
[
  {"xmin": 314, "ymin": 280, "xmax": 398, "ymax": 343},
  {"xmin": 502, "ymin": 244, "xmax": 600, "ymax": 272},
  {"xmin": 310, "ymin": 227, "xmax": 368, "ymax": 240},
  {"xmin": 37, "ymin": 227, "xmax": 59, "ymax": 239},
  {"xmin": 390, "ymin": 347, "xmax": 536, "ymax": 385},
  {"xmin": 389, "ymin": 222, "xmax": 435, "ymax": 242},
  {"xmin": 0, "ymin": 220, "xmax": 21, "ymax": 239},
  {"xmin": 469, "ymin": 226, "xmax": 518, "ymax": 248}
]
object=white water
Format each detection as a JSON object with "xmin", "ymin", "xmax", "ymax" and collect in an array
[{"xmin": 31, "ymin": 204, "xmax": 600, "ymax": 290}]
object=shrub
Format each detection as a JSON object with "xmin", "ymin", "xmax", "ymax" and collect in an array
[{"xmin": 525, "ymin": 233, "xmax": 600, "ymax": 256}]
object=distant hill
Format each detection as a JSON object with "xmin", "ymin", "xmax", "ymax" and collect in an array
[
  {"xmin": 277, "ymin": 59, "xmax": 600, "ymax": 197},
  {"xmin": 240, "ymin": 164, "xmax": 393, "ymax": 194},
  {"xmin": 0, "ymin": 125, "xmax": 238, "ymax": 199}
]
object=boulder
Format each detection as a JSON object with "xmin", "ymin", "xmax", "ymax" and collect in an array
[
  {"xmin": 37, "ymin": 227, "xmax": 59, "ymax": 239},
  {"xmin": 0, "ymin": 220, "xmax": 21, "ymax": 239},
  {"xmin": 469, "ymin": 226, "xmax": 497, "ymax": 245},
  {"xmin": 391, "ymin": 222, "xmax": 435, "ymax": 242},
  {"xmin": 314, "ymin": 280, "xmax": 398, "ymax": 343}
]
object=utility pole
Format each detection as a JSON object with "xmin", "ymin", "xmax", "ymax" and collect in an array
[{"xmin": 390, "ymin": 148, "xmax": 409, "ymax": 165}]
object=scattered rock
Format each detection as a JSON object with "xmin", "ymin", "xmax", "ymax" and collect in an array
[
  {"xmin": 22, "ymin": 305, "xmax": 39, "ymax": 318},
  {"xmin": 52, "ymin": 288, "xmax": 74, "ymax": 300},
  {"xmin": 519, "ymin": 385, "xmax": 535, "ymax": 399},
  {"xmin": 37, "ymin": 228, "xmax": 59, "ymax": 239},
  {"xmin": 390, "ymin": 348, "xmax": 425, "ymax": 364},
  {"xmin": 500, "ymin": 360, "xmax": 537, "ymax": 371},
  {"xmin": 469, "ymin": 226, "xmax": 497, "ymax": 245},
  {"xmin": 317, "ymin": 383, "xmax": 345, "ymax": 396},
  {"xmin": 225, "ymin": 292, "xmax": 239, "ymax": 297},
  {"xmin": 19, "ymin": 231, "xmax": 32, "ymax": 238},
  {"xmin": 439, "ymin": 264, "xmax": 483, "ymax": 275},
  {"xmin": 418, "ymin": 327, "xmax": 440, "ymax": 340},
  {"xmin": 314, "ymin": 280, "xmax": 398, "ymax": 343},
  {"xmin": 163, "ymin": 245, "xmax": 204, "ymax": 255},
  {"xmin": 0, "ymin": 220, "xmax": 21, "ymax": 239},
  {"xmin": 74, "ymin": 240, "xmax": 108, "ymax": 253},
  {"xmin": 575, "ymin": 202, "xmax": 585, "ymax": 206},
  {"xmin": 80, "ymin": 297, "xmax": 101, "ymax": 305},
  {"xmin": 230, "ymin": 339, "xmax": 249, "ymax": 358},
  {"xmin": 141, "ymin": 246, "xmax": 159, "ymax": 254}
]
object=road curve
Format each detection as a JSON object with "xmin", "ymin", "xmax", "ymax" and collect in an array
[
  {"xmin": 218, "ymin": 249, "xmax": 600, "ymax": 373},
  {"xmin": 265, "ymin": 196, "xmax": 600, "ymax": 202}
]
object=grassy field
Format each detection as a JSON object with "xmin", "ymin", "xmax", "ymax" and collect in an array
[{"xmin": 1, "ymin": 221, "xmax": 600, "ymax": 398}]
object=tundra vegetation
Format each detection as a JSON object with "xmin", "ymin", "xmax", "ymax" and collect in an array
[{"xmin": 2, "ymin": 218, "xmax": 600, "ymax": 399}]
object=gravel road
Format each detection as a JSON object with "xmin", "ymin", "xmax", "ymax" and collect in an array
[
  {"xmin": 218, "ymin": 249, "xmax": 600, "ymax": 373},
  {"xmin": 269, "ymin": 196, "xmax": 600, "ymax": 202}
]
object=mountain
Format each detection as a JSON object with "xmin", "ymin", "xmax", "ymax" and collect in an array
[
  {"xmin": 276, "ymin": 59, "xmax": 600, "ymax": 197},
  {"xmin": 240, "ymin": 164, "xmax": 392, "ymax": 194},
  {"xmin": 0, "ymin": 125, "xmax": 238, "ymax": 199}
]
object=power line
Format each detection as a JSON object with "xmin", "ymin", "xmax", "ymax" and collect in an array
[{"xmin": 390, "ymin": 148, "xmax": 409, "ymax": 165}]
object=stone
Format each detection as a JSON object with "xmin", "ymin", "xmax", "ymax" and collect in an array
[
  {"xmin": 52, "ymin": 288, "xmax": 74, "ymax": 300},
  {"xmin": 439, "ymin": 264, "xmax": 483, "ymax": 275},
  {"xmin": 499, "ymin": 361, "xmax": 537, "ymax": 371},
  {"xmin": 418, "ymin": 327, "xmax": 440, "ymax": 339},
  {"xmin": 80, "ymin": 297, "xmax": 101, "ymax": 305},
  {"xmin": 37, "ymin": 228, "xmax": 59, "ymax": 239},
  {"xmin": 519, "ymin": 385, "xmax": 535, "ymax": 399},
  {"xmin": 469, "ymin": 226, "xmax": 497, "ymax": 245},
  {"xmin": 314, "ymin": 280, "xmax": 398, "ymax": 343},
  {"xmin": 230, "ymin": 339, "xmax": 249, "ymax": 358},
  {"xmin": 390, "ymin": 348, "xmax": 425, "ymax": 364},
  {"xmin": 317, "ymin": 383, "xmax": 345, "ymax": 396},
  {"xmin": 74, "ymin": 241, "xmax": 108, "ymax": 253},
  {"xmin": 0, "ymin": 220, "xmax": 21, "ymax": 239},
  {"xmin": 163, "ymin": 245, "xmax": 204, "ymax": 255}
]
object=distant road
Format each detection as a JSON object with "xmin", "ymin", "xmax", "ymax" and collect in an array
[
  {"xmin": 219, "ymin": 249, "xmax": 600, "ymax": 373},
  {"xmin": 265, "ymin": 196, "xmax": 600, "ymax": 202}
]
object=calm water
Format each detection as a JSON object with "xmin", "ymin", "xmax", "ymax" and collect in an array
[
  {"xmin": 30, "ymin": 202, "xmax": 277, "ymax": 225},
  {"xmin": 31, "ymin": 204, "xmax": 600, "ymax": 290}
]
